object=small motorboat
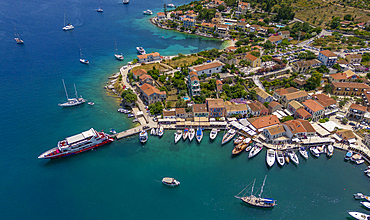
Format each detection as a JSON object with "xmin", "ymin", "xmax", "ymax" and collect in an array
[
  {"xmin": 162, "ymin": 177, "xmax": 180, "ymax": 187},
  {"xmin": 188, "ymin": 128, "xmax": 195, "ymax": 142},
  {"xmin": 88, "ymin": 102, "xmax": 94, "ymax": 106},
  {"xmin": 354, "ymin": 193, "xmax": 366, "ymax": 200},
  {"xmin": 361, "ymin": 201, "xmax": 370, "ymax": 209},
  {"xmin": 310, "ymin": 147, "xmax": 320, "ymax": 158},
  {"xmin": 357, "ymin": 159, "xmax": 365, "ymax": 165},
  {"xmin": 326, "ymin": 144, "xmax": 334, "ymax": 157},
  {"xmin": 234, "ymin": 136, "xmax": 244, "ymax": 145},
  {"xmin": 196, "ymin": 127, "xmax": 203, "ymax": 143},
  {"xmin": 284, "ymin": 151, "xmax": 290, "ymax": 163},
  {"xmin": 348, "ymin": 211, "xmax": 370, "ymax": 220},
  {"xmin": 245, "ymin": 144, "xmax": 252, "ymax": 152},
  {"xmin": 155, "ymin": 127, "xmax": 159, "ymax": 136},
  {"xmin": 151, "ymin": 128, "xmax": 155, "ymax": 135},
  {"xmin": 127, "ymin": 114, "xmax": 134, "ymax": 118},
  {"xmin": 288, "ymin": 150, "xmax": 299, "ymax": 165},
  {"xmin": 209, "ymin": 128, "xmax": 219, "ymax": 140},
  {"xmin": 276, "ymin": 150, "xmax": 285, "ymax": 166},
  {"xmin": 167, "ymin": 3, "xmax": 175, "ymax": 7},
  {"xmin": 110, "ymin": 129, "xmax": 116, "ymax": 134},
  {"xmin": 143, "ymin": 9, "xmax": 153, "ymax": 15},
  {"xmin": 139, "ymin": 130, "xmax": 148, "ymax": 143},
  {"xmin": 79, "ymin": 58, "xmax": 89, "ymax": 64},
  {"xmin": 174, "ymin": 130, "xmax": 182, "ymax": 143},
  {"xmin": 132, "ymin": 119, "xmax": 139, "ymax": 123},
  {"xmin": 352, "ymin": 153, "xmax": 362, "ymax": 163},
  {"xmin": 183, "ymin": 128, "xmax": 188, "ymax": 141},
  {"xmin": 158, "ymin": 126, "xmax": 164, "ymax": 137},
  {"xmin": 266, "ymin": 149, "xmax": 276, "ymax": 167},
  {"xmin": 249, "ymin": 142, "xmax": 263, "ymax": 158},
  {"xmin": 118, "ymin": 108, "xmax": 124, "ymax": 113},
  {"xmin": 345, "ymin": 151, "xmax": 353, "ymax": 160},
  {"xmin": 299, "ymin": 147, "xmax": 309, "ymax": 159}
]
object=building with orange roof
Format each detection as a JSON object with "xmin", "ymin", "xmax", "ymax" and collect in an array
[
  {"xmin": 346, "ymin": 54, "xmax": 362, "ymax": 64},
  {"xmin": 302, "ymin": 99, "xmax": 324, "ymax": 121},
  {"xmin": 188, "ymin": 71, "xmax": 200, "ymax": 97},
  {"xmin": 201, "ymin": 22, "xmax": 215, "ymax": 32},
  {"xmin": 225, "ymin": 46, "xmax": 237, "ymax": 53},
  {"xmin": 283, "ymin": 120, "xmax": 314, "ymax": 138},
  {"xmin": 332, "ymin": 82, "xmax": 370, "ymax": 96},
  {"xmin": 279, "ymin": 30, "xmax": 290, "ymax": 39},
  {"xmin": 188, "ymin": 61, "xmax": 224, "ymax": 77},
  {"xmin": 348, "ymin": 103, "xmax": 367, "ymax": 120},
  {"xmin": 262, "ymin": 124, "xmax": 293, "ymax": 144},
  {"xmin": 328, "ymin": 70, "xmax": 358, "ymax": 82},
  {"xmin": 137, "ymin": 52, "xmax": 161, "ymax": 63},
  {"xmin": 273, "ymin": 87, "xmax": 298, "ymax": 102},
  {"xmin": 295, "ymin": 108, "xmax": 311, "ymax": 120},
  {"xmin": 255, "ymin": 87, "xmax": 273, "ymax": 104},
  {"xmin": 248, "ymin": 101, "xmax": 268, "ymax": 116},
  {"xmin": 238, "ymin": 2, "xmax": 250, "ymax": 15},
  {"xmin": 268, "ymin": 101, "xmax": 282, "ymax": 114},
  {"xmin": 312, "ymin": 93, "xmax": 337, "ymax": 111},
  {"xmin": 192, "ymin": 103, "xmax": 209, "ymax": 118},
  {"xmin": 139, "ymin": 74, "xmax": 154, "ymax": 85},
  {"xmin": 287, "ymin": 100, "xmax": 304, "ymax": 116},
  {"xmin": 216, "ymin": 24, "xmax": 229, "ymax": 37},
  {"xmin": 183, "ymin": 18, "xmax": 195, "ymax": 28},
  {"xmin": 244, "ymin": 53, "xmax": 261, "ymax": 67},
  {"xmin": 206, "ymin": 98, "xmax": 226, "ymax": 118},
  {"xmin": 157, "ymin": 12, "xmax": 166, "ymax": 20},
  {"xmin": 248, "ymin": 115, "xmax": 280, "ymax": 132},
  {"xmin": 132, "ymin": 69, "xmax": 147, "ymax": 80},
  {"xmin": 268, "ymin": 35, "xmax": 282, "ymax": 45},
  {"xmin": 163, "ymin": 109, "xmax": 176, "ymax": 119},
  {"xmin": 139, "ymin": 83, "xmax": 166, "ymax": 105},
  {"xmin": 216, "ymin": 80, "xmax": 223, "ymax": 92},
  {"xmin": 318, "ymin": 50, "xmax": 337, "ymax": 66},
  {"xmin": 281, "ymin": 90, "xmax": 308, "ymax": 107}
]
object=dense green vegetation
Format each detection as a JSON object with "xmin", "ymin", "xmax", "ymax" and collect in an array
[
  {"xmin": 121, "ymin": 89, "xmax": 137, "ymax": 104},
  {"xmin": 149, "ymin": 101, "xmax": 164, "ymax": 115}
]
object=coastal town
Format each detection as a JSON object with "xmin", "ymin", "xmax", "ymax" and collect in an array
[{"xmin": 103, "ymin": 0, "xmax": 370, "ymax": 168}]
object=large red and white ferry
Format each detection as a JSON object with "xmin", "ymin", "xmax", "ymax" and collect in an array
[{"xmin": 38, "ymin": 128, "xmax": 114, "ymax": 159}]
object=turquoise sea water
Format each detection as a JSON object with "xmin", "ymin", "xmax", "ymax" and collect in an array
[{"xmin": 0, "ymin": 0, "xmax": 370, "ymax": 219}]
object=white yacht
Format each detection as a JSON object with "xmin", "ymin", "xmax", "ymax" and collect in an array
[
  {"xmin": 58, "ymin": 79, "xmax": 85, "ymax": 107},
  {"xmin": 62, "ymin": 13, "xmax": 74, "ymax": 31},
  {"xmin": 143, "ymin": 9, "xmax": 153, "ymax": 15},
  {"xmin": 158, "ymin": 126, "xmax": 164, "ymax": 137},
  {"xmin": 79, "ymin": 46, "xmax": 89, "ymax": 64},
  {"xmin": 221, "ymin": 129, "xmax": 236, "ymax": 145},
  {"xmin": 348, "ymin": 211, "xmax": 370, "ymax": 220},
  {"xmin": 345, "ymin": 151, "xmax": 353, "ymax": 160},
  {"xmin": 276, "ymin": 150, "xmax": 285, "ymax": 166},
  {"xmin": 174, "ymin": 130, "xmax": 182, "ymax": 143},
  {"xmin": 139, "ymin": 130, "xmax": 148, "ymax": 143},
  {"xmin": 288, "ymin": 150, "xmax": 299, "ymax": 165},
  {"xmin": 266, "ymin": 149, "xmax": 276, "ymax": 167},
  {"xmin": 249, "ymin": 143, "xmax": 263, "ymax": 158},
  {"xmin": 151, "ymin": 128, "xmax": 155, "ymax": 135},
  {"xmin": 136, "ymin": 47, "xmax": 146, "ymax": 55},
  {"xmin": 123, "ymin": 0, "xmax": 129, "ymax": 4},
  {"xmin": 354, "ymin": 192, "xmax": 366, "ymax": 200},
  {"xmin": 162, "ymin": 177, "xmax": 180, "ymax": 187},
  {"xmin": 188, "ymin": 128, "xmax": 195, "ymax": 142},
  {"xmin": 234, "ymin": 136, "xmax": 244, "ymax": 145},
  {"xmin": 196, "ymin": 127, "xmax": 203, "ymax": 143},
  {"xmin": 114, "ymin": 38, "xmax": 124, "ymax": 61},
  {"xmin": 209, "ymin": 128, "xmax": 218, "ymax": 140},
  {"xmin": 310, "ymin": 147, "xmax": 320, "ymax": 158},
  {"xmin": 361, "ymin": 201, "xmax": 370, "ymax": 209},
  {"xmin": 299, "ymin": 147, "xmax": 309, "ymax": 159},
  {"xmin": 327, "ymin": 144, "xmax": 334, "ymax": 157},
  {"xmin": 167, "ymin": 3, "xmax": 175, "ymax": 8}
]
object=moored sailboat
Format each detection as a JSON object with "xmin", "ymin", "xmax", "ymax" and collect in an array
[
  {"xmin": 196, "ymin": 127, "xmax": 203, "ymax": 143},
  {"xmin": 288, "ymin": 150, "xmax": 299, "ymax": 165},
  {"xmin": 14, "ymin": 27, "xmax": 24, "ymax": 44},
  {"xmin": 114, "ymin": 38, "xmax": 124, "ymax": 61},
  {"xmin": 188, "ymin": 128, "xmax": 195, "ymax": 142},
  {"xmin": 62, "ymin": 13, "xmax": 74, "ymax": 31},
  {"xmin": 210, "ymin": 128, "xmax": 219, "ymax": 140},
  {"xmin": 235, "ymin": 175, "xmax": 276, "ymax": 208},
  {"xmin": 79, "ymin": 46, "xmax": 89, "ymax": 64},
  {"xmin": 158, "ymin": 126, "xmax": 164, "ymax": 137},
  {"xmin": 249, "ymin": 142, "xmax": 263, "ymax": 158},
  {"xmin": 276, "ymin": 150, "xmax": 285, "ymax": 166},
  {"xmin": 58, "ymin": 79, "xmax": 85, "ymax": 107},
  {"xmin": 299, "ymin": 147, "xmax": 309, "ymax": 159},
  {"xmin": 183, "ymin": 128, "xmax": 188, "ymax": 140},
  {"xmin": 222, "ymin": 129, "xmax": 236, "ymax": 145},
  {"xmin": 174, "ymin": 130, "xmax": 182, "ymax": 143}
]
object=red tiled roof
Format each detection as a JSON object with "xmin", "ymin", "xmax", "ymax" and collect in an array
[
  {"xmin": 350, "ymin": 103, "xmax": 367, "ymax": 112},
  {"xmin": 320, "ymin": 50, "xmax": 337, "ymax": 58},
  {"xmin": 133, "ymin": 69, "xmax": 147, "ymax": 76},
  {"xmin": 140, "ymin": 83, "xmax": 166, "ymax": 96},
  {"xmin": 332, "ymin": 82, "xmax": 370, "ymax": 89},
  {"xmin": 248, "ymin": 115, "xmax": 280, "ymax": 130},
  {"xmin": 245, "ymin": 53, "xmax": 258, "ymax": 62},
  {"xmin": 296, "ymin": 108, "xmax": 311, "ymax": 118},
  {"xmin": 302, "ymin": 99, "xmax": 324, "ymax": 112},
  {"xmin": 193, "ymin": 62, "xmax": 224, "ymax": 72}
]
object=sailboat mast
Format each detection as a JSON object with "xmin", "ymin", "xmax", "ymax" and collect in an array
[
  {"xmin": 62, "ymin": 79, "xmax": 69, "ymax": 99},
  {"xmin": 258, "ymin": 175, "xmax": 267, "ymax": 198},
  {"xmin": 251, "ymin": 179, "xmax": 255, "ymax": 196},
  {"xmin": 64, "ymin": 13, "xmax": 66, "ymax": 26},
  {"xmin": 74, "ymin": 84, "xmax": 78, "ymax": 98}
]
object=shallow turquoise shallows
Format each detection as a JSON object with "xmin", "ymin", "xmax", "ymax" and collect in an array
[{"xmin": 0, "ymin": 0, "xmax": 369, "ymax": 219}]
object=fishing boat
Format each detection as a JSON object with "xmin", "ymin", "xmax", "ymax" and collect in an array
[
  {"xmin": 136, "ymin": 47, "xmax": 146, "ymax": 55},
  {"xmin": 266, "ymin": 149, "xmax": 275, "ymax": 167},
  {"xmin": 110, "ymin": 129, "xmax": 116, "ymax": 134},
  {"xmin": 249, "ymin": 142, "xmax": 263, "ymax": 158},
  {"xmin": 235, "ymin": 175, "xmax": 276, "ymax": 208},
  {"xmin": 143, "ymin": 9, "xmax": 153, "ymax": 15},
  {"xmin": 123, "ymin": 0, "xmax": 129, "ymax": 4},
  {"xmin": 151, "ymin": 128, "xmax": 155, "ymax": 135},
  {"xmin": 354, "ymin": 193, "xmax": 366, "ymax": 200},
  {"xmin": 232, "ymin": 138, "xmax": 250, "ymax": 155},
  {"xmin": 127, "ymin": 114, "xmax": 134, "ymax": 118},
  {"xmin": 348, "ymin": 211, "xmax": 370, "ymax": 220},
  {"xmin": 174, "ymin": 130, "xmax": 182, "ymax": 143},
  {"xmin": 139, "ymin": 130, "xmax": 148, "ymax": 143},
  {"xmin": 188, "ymin": 128, "xmax": 195, "ymax": 142},
  {"xmin": 79, "ymin": 46, "xmax": 89, "ymax": 64},
  {"xmin": 14, "ymin": 27, "xmax": 24, "ymax": 44},
  {"xmin": 62, "ymin": 13, "xmax": 74, "ymax": 31},
  {"xmin": 222, "ymin": 129, "xmax": 236, "ymax": 145},
  {"xmin": 158, "ymin": 126, "xmax": 164, "ymax": 137},
  {"xmin": 87, "ymin": 102, "xmax": 94, "ymax": 106},
  {"xmin": 326, "ymin": 144, "xmax": 334, "ymax": 157},
  {"xmin": 345, "ymin": 150, "xmax": 353, "ymax": 160},
  {"xmin": 183, "ymin": 128, "xmax": 188, "ymax": 140},
  {"xmin": 276, "ymin": 150, "xmax": 285, "ymax": 166},
  {"xmin": 234, "ymin": 136, "xmax": 244, "ymax": 145},
  {"xmin": 288, "ymin": 150, "xmax": 299, "ymax": 165},
  {"xmin": 167, "ymin": 3, "xmax": 175, "ymax": 8},
  {"xmin": 162, "ymin": 177, "xmax": 180, "ymax": 187},
  {"xmin": 352, "ymin": 153, "xmax": 363, "ymax": 164},
  {"xmin": 310, "ymin": 147, "xmax": 320, "ymax": 158},
  {"xmin": 196, "ymin": 127, "xmax": 203, "ymax": 143},
  {"xmin": 299, "ymin": 147, "xmax": 308, "ymax": 159},
  {"xmin": 114, "ymin": 38, "xmax": 124, "ymax": 61},
  {"xmin": 38, "ymin": 128, "xmax": 113, "ymax": 159},
  {"xmin": 209, "ymin": 128, "xmax": 219, "ymax": 140},
  {"xmin": 58, "ymin": 79, "xmax": 86, "ymax": 107},
  {"xmin": 284, "ymin": 151, "xmax": 290, "ymax": 163},
  {"xmin": 361, "ymin": 202, "xmax": 370, "ymax": 209}
]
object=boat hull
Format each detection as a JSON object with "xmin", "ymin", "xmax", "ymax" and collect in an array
[
  {"xmin": 239, "ymin": 196, "xmax": 276, "ymax": 208},
  {"xmin": 39, "ymin": 138, "xmax": 114, "ymax": 159}
]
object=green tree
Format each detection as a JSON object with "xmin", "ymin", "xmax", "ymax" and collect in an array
[
  {"xmin": 263, "ymin": 102, "xmax": 269, "ymax": 108},
  {"xmin": 176, "ymin": 98, "xmax": 187, "ymax": 108},
  {"xmin": 281, "ymin": 115, "xmax": 294, "ymax": 122},
  {"xmin": 166, "ymin": 101, "xmax": 172, "ymax": 109},
  {"xmin": 342, "ymin": 117, "xmax": 348, "ymax": 124},
  {"xmin": 121, "ymin": 89, "xmax": 137, "ymax": 104},
  {"xmin": 305, "ymin": 71, "xmax": 322, "ymax": 91},
  {"xmin": 323, "ymin": 84, "xmax": 333, "ymax": 93},
  {"xmin": 339, "ymin": 100, "xmax": 346, "ymax": 108},
  {"xmin": 344, "ymin": 14, "xmax": 352, "ymax": 21},
  {"xmin": 248, "ymin": 89, "xmax": 257, "ymax": 100},
  {"xmin": 149, "ymin": 101, "xmax": 164, "ymax": 115},
  {"xmin": 217, "ymin": 5, "xmax": 225, "ymax": 11}
]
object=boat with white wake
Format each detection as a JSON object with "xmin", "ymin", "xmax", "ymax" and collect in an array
[
  {"xmin": 38, "ymin": 128, "xmax": 113, "ymax": 159},
  {"xmin": 266, "ymin": 149, "xmax": 275, "ymax": 167},
  {"xmin": 222, "ymin": 129, "xmax": 236, "ymax": 145},
  {"xmin": 249, "ymin": 142, "xmax": 263, "ymax": 158},
  {"xmin": 276, "ymin": 150, "xmax": 285, "ymax": 166},
  {"xmin": 174, "ymin": 130, "xmax": 182, "ymax": 143}
]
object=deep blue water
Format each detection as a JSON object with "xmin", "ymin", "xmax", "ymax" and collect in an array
[{"xmin": 1, "ymin": 0, "xmax": 370, "ymax": 219}]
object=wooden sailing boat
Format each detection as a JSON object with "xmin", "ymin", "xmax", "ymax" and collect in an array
[
  {"xmin": 235, "ymin": 175, "xmax": 276, "ymax": 208},
  {"xmin": 14, "ymin": 27, "xmax": 24, "ymax": 44},
  {"xmin": 232, "ymin": 138, "xmax": 251, "ymax": 155},
  {"xmin": 114, "ymin": 38, "xmax": 124, "ymax": 61}
]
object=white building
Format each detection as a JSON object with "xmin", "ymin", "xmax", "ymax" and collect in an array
[
  {"xmin": 137, "ymin": 52, "xmax": 161, "ymax": 64},
  {"xmin": 188, "ymin": 61, "xmax": 225, "ymax": 77}
]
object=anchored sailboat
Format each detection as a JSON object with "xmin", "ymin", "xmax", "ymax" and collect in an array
[
  {"xmin": 62, "ymin": 13, "xmax": 74, "ymax": 31},
  {"xmin": 14, "ymin": 27, "xmax": 24, "ymax": 44},
  {"xmin": 114, "ymin": 38, "xmax": 124, "ymax": 61},
  {"xmin": 235, "ymin": 175, "xmax": 276, "ymax": 208},
  {"xmin": 79, "ymin": 46, "xmax": 89, "ymax": 64},
  {"xmin": 96, "ymin": 1, "xmax": 103, "ymax": 12},
  {"xmin": 58, "ymin": 79, "xmax": 85, "ymax": 107}
]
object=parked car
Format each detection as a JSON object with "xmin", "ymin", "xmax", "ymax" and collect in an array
[{"xmin": 349, "ymin": 122, "xmax": 356, "ymax": 126}]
